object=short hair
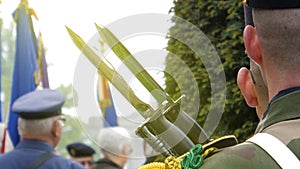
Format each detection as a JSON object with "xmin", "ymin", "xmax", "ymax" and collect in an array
[
  {"xmin": 253, "ymin": 8, "xmax": 300, "ymax": 72},
  {"xmin": 18, "ymin": 116, "xmax": 58, "ymax": 137},
  {"xmin": 97, "ymin": 127, "xmax": 132, "ymax": 156}
]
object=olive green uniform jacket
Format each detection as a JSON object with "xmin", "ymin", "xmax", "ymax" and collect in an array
[{"xmin": 199, "ymin": 88, "xmax": 300, "ymax": 168}]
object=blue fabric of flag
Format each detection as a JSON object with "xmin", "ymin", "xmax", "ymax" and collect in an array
[
  {"xmin": 97, "ymin": 75, "xmax": 118, "ymax": 127},
  {"xmin": 104, "ymin": 91, "xmax": 118, "ymax": 127},
  {"xmin": 8, "ymin": 2, "xmax": 38, "ymax": 146}
]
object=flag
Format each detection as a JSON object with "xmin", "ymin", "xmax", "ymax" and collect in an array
[
  {"xmin": 7, "ymin": 1, "xmax": 39, "ymax": 146},
  {"xmin": 0, "ymin": 126, "xmax": 6, "ymax": 153},
  {"xmin": 97, "ymin": 74, "xmax": 118, "ymax": 127},
  {"xmin": 0, "ymin": 123, "xmax": 13, "ymax": 153},
  {"xmin": 1, "ymin": 123, "xmax": 7, "ymax": 153},
  {"xmin": 37, "ymin": 33, "xmax": 49, "ymax": 88}
]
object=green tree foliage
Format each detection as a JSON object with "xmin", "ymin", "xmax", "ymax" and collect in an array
[
  {"xmin": 57, "ymin": 84, "xmax": 78, "ymax": 108},
  {"xmin": 56, "ymin": 114, "xmax": 87, "ymax": 157},
  {"xmin": 165, "ymin": 0, "xmax": 258, "ymax": 142}
]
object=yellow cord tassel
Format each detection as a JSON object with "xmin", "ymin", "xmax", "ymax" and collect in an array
[
  {"xmin": 138, "ymin": 147, "xmax": 217, "ymax": 169},
  {"xmin": 138, "ymin": 153, "xmax": 186, "ymax": 169},
  {"xmin": 138, "ymin": 162, "xmax": 165, "ymax": 169},
  {"xmin": 165, "ymin": 156, "xmax": 182, "ymax": 169}
]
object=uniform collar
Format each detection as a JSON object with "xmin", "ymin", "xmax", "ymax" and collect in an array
[
  {"xmin": 16, "ymin": 139, "xmax": 55, "ymax": 152},
  {"xmin": 95, "ymin": 158, "xmax": 122, "ymax": 169},
  {"xmin": 270, "ymin": 86, "xmax": 300, "ymax": 104},
  {"xmin": 259, "ymin": 87, "xmax": 300, "ymax": 132}
]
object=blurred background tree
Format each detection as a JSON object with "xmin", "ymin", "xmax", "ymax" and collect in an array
[
  {"xmin": 1, "ymin": 22, "xmax": 15, "ymax": 119},
  {"xmin": 165, "ymin": 0, "xmax": 258, "ymax": 142}
]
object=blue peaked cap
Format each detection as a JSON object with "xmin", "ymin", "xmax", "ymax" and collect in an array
[
  {"xmin": 66, "ymin": 142, "xmax": 95, "ymax": 157},
  {"xmin": 12, "ymin": 89, "xmax": 65, "ymax": 119}
]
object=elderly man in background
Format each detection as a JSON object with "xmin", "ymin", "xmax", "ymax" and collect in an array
[{"xmin": 93, "ymin": 126, "xmax": 132, "ymax": 169}]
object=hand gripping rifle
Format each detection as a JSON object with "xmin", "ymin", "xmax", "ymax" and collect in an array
[{"xmin": 66, "ymin": 25, "xmax": 210, "ymax": 157}]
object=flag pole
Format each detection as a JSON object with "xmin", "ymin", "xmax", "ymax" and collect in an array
[
  {"xmin": 98, "ymin": 37, "xmax": 118, "ymax": 127},
  {"xmin": 0, "ymin": 0, "xmax": 3, "ymax": 122},
  {"xmin": 0, "ymin": 0, "xmax": 4, "ymax": 153}
]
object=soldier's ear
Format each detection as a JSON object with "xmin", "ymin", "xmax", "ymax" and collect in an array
[
  {"xmin": 244, "ymin": 25, "xmax": 262, "ymax": 66},
  {"xmin": 52, "ymin": 120, "xmax": 60, "ymax": 137},
  {"xmin": 237, "ymin": 67, "xmax": 258, "ymax": 107}
]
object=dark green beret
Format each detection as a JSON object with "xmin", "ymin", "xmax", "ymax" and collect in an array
[
  {"xmin": 66, "ymin": 143, "xmax": 95, "ymax": 157},
  {"xmin": 245, "ymin": 0, "xmax": 300, "ymax": 9},
  {"xmin": 12, "ymin": 89, "xmax": 65, "ymax": 119}
]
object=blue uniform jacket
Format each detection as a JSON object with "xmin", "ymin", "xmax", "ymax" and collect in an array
[{"xmin": 0, "ymin": 139, "xmax": 85, "ymax": 169}]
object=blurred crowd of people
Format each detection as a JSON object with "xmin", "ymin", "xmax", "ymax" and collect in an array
[{"xmin": 0, "ymin": 89, "xmax": 136, "ymax": 169}]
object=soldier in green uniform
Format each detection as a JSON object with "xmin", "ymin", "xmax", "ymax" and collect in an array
[{"xmin": 196, "ymin": 0, "xmax": 300, "ymax": 168}]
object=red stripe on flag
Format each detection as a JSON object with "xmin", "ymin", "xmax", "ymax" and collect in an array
[{"xmin": 1, "ymin": 128, "xmax": 7, "ymax": 153}]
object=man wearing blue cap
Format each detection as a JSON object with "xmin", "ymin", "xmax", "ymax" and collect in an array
[
  {"xmin": 183, "ymin": 0, "xmax": 300, "ymax": 169},
  {"xmin": 0, "ymin": 89, "xmax": 85, "ymax": 169}
]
